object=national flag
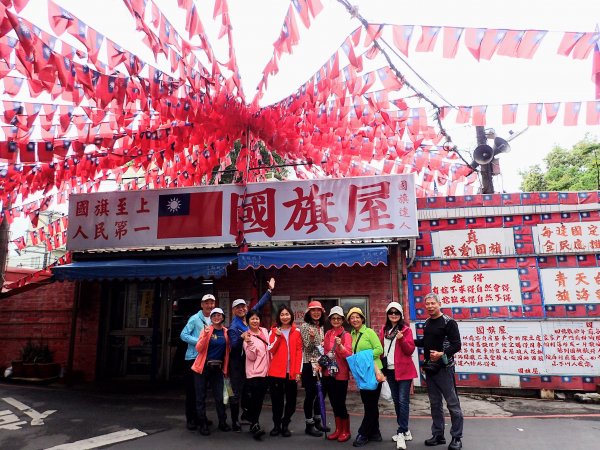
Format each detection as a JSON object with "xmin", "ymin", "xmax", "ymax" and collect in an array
[
  {"xmin": 157, "ymin": 192, "xmax": 223, "ymax": 239},
  {"xmin": 557, "ymin": 32, "xmax": 585, "ymax": 56},
  {"xmin": 563, "ymin": 101, "xmax": 581, "ymax": 126},
  {"xmin": 480, "ymin": 29, "xmax": 507, "ymax": 60},
  {"xmin": 502, "ymin": 104, "xmax": 518, "ymax": 124},
  {"xmin": 415, "ymin": 26, "xmax": 440, "ymax": 52},
  {"xmin": 571, "ymin": 32, "xmax": 599, "ymax": 59},
  {"xmin": 497, "ymin": 29, "xmax": 524, "ymax": 57},
  {"xmin": 341, "ymin": 37, "xmax": 361, "ymax": 69},
  {"xmin": 544, "ymin": 102, "xmax": 560, "ymax": 123},
  {"xmin": 392, "ymin": 25, "xmax": 413, "ymax": 57},
  {"xmin": 594, "ymin": 38, "xmax": 600, "ymax": 99},
  {"xmin": 306, "ymin": 0, "xmax": 323, "ymax": 17},
  {"xmin": 442, "ymin": 27, "xmax": 463, "ymax": 58},
  {"xmin": 527, "ymin": 103, "xmax": 543, "ymax": 125},
  {"xmin": 471, "ymin": 105, "xmax": 487, "ymax": 126},
  {"xmin": 47, "ymin": 0, "xmax": 74, "ymax": 36},
  {"xmin": 516, "ymin": 30, "xmax": 547, "ymax": 58},
  {"xmin": 586, "ymin": 100, "xmax": 600, "ymax": 125},
  {"xmin": 377, "ymin": 66, "xmax": 403, "ymax": 90},
  {"xmin": 456, "ymin": 106, "xmax": 471, "ymax": 124},
  {"xmin": 292, "ymin": 0, "xmax": 311, "ymax": 28},
  {"xmin": 464, "ymin": 28, "xmax": 486, "ymax": 60}
]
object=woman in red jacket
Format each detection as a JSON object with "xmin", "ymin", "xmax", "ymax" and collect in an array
[
  {"xmin": 379, "ymin": 302, "xmax": 417, "ymax": 450},
  {"xmin": 267, "ymin": 305, "xmax": 302, "ymax": 437},
  {"xmin": 322, "ymin": 306, "xmax": 352, "ymax": 442}
]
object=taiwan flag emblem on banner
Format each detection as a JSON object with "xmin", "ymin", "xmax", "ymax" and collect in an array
[{"xmin": 157, "ymin": 192, "xmax": 223, "ymax": 239}]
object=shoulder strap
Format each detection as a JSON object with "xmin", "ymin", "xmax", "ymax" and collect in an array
[
  {"xmin": 384, "ymin": 337, "xmax": 395, "ymax": 356},
  {"xmin": 353, "ymin": 332, "xmax": 363, "ymax": 353}
]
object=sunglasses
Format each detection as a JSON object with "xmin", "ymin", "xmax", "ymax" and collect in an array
[{"xmin": 387, "ymin": 310, "xmax": 401, "ymax": 316}]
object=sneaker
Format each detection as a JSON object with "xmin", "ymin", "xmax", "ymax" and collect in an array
[
  {"xmin": 186, "ymin": 421, "xmax": 197, "ymax": 431},
  {"xmin": 396, "ymin": 433, "xmax": 406, "ymax": 450},
  {"xmin": 392, "ymin": 433, "xmax": 399, "ymax": 442},
  {"xmin": 232, "ymin": 421, "xmax": 242, "ymax": 432},
  {"xmin": 198, "ymin": 423, "xmax": 210, "ymax": 436},
  {"xmin": 403, "ymin": 431, "xmax": 413, "ymax": 441}
]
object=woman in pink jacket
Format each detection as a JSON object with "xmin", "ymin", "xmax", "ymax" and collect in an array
[
  {"xmin": 243, "ymin": 309, "xmax": 271, "ymax": 440},
  {"xmin": 322, "ymin": 306, "xmax": 353, "ymax": 442},
  {"xmin": 379, "ymin": 302, "xmax": 417, "ymax": 450}
]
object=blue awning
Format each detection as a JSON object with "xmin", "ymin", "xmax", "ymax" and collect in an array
[
  {"xmin": 237, "ymin": 246, "xmax": 388, "ymax": 270},
  {"xmin": 52, "ymin": 255, "xmax": 235, "ymax": 281}
]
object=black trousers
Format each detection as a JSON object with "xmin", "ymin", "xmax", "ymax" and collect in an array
[
  {"xmin": 228, "ymin": 357, "xmax": 247, "ymax": 420},
  {"xmin": 194, "ymin": 365, "xmax": 226, "ymax": 425},
  {"xmin": 323, "ymin": 376, "xmax": 349, "ymax": 419},
  {"xmin": 358, "ymin": 382, "xmax": 382, "ymax": 437},
  {"xmin": 246, "ymin": 377, "xmax": 268, "ymax": 426},
  {"xmin": 301, "ymin": 362, "xmax": 323, "ymax": 420},
  {"xmin": 269, "ymin": 375, "xmax": 298, "ymax": 426},
  {"xmin": 184, "ymin": 360, "xmax": 198, "ymax": 423}
]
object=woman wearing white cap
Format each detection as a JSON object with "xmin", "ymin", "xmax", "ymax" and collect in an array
[
  {"xmin": 322, "ymin": 306, "xmax": 352, "ymax": 442},
  {"xmin": 347, "ymin": 307, "xmax": 384, "ymax": 447},
  {"xmin": 300, "ymin": 300, "xmax": 328, "ymax": 436},
  {"xmin": 191, "ymin": 307, "xmax": 231, "ymax": 436},
  {"xmin": 379, "ymin": 302, "xmax": 417, "ymax": 450}
]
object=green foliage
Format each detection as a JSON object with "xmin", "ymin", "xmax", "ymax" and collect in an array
[
  {"xmin": 519, "ymin": 139, "xmax": 600, "ymax": 192},
  {"xmin": 210, "ymin": 140, "xmax": 288, "ymax": 184},
  {"xmin": 21, "ymin": 339, "xmax": 53, "ymax": 363}
]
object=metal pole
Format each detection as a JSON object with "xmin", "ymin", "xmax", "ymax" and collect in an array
[{"xmin": 476, "ymin": 126, "xmax": 494, "ymax": 194}]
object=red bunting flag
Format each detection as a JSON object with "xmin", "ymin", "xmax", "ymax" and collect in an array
[
  {"xmin": 563, "ymin": 101, "xmax": 581, "ymax": 126},
  {"xmin": 593, "ymin": 40, "xmax": 600, "ymax": 99},
  {"xmin": 415, "ymin": 26, "xmax": 440, "ymax": 52},
  {"xmin": 464, "ymin": 28, "xmax": 486, "ymax": 60},
  {"xmin": 516, "ymin": 30, "xmax": 547, "ymax": 58},
  {"xmin": 586, "ymin": 101, "xmax": 600, "ymax": 125},
  {"xmin": 544, "ymin": 102, "xmax": 560, "ymax": 124},
  {"xmin": 392, "ymin": 25, "xmax": 414, "ymax": 57},
  {"xmin": 527, "ymin": 103, "xmax": 543, "ymax": 125},
  {"xmin": 443, "ymin": 27, "xmax": 462, "ymax": 58}
]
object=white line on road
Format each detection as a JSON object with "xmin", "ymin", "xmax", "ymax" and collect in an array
[{"xmin": 44, "ymin": 428, "xmax": 147, "ymax": 450}]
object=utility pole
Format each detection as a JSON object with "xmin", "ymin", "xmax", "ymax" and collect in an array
[{"xmin": 476, "ymin": 125, "xmax": 494, "ymax": 194}]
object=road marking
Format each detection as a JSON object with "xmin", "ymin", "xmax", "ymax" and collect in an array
[
  {"xmin": 44, "ymin": 429, "xmax": 147, "ymax": 449},
  {"xmin": 2, "ymin": 397, "xmax": 56, "ymax": 426}
]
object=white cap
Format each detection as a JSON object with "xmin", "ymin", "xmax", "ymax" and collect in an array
[
  {"xmin": 328, "ymin": 305, "xmax": 345, "ymax": 318},
  {"xmin": 385, "ymin": 301, "xmax": 403, "ymax": 315},
  {"xmin": 210, "ymin": 307, "xmax": 224, "ymax": 317},
  {"xmin": 232, "ymin": 299, "xmax": 247, "ymax": 308},
  {"xmin": 201, "ymin": 294, "xmax": 216, "ymax": 302}
]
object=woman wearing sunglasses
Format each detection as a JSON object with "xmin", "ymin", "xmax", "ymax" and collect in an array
[{"xmin": 379, "ymin": 302, "xmax": 417, "ymax": 450}]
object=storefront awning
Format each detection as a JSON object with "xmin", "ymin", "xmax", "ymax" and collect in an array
[
  {"xmin": 52, "ymin": 256, "xmax": 235, "ymax": 281},
  {"xmin": 237, "ymin": 246, "xmax": 388, "ymax": 270}
]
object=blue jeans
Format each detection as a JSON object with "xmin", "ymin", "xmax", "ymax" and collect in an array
[{"xmin": 384, "ymin": 368, "xmax": 412, "ymax": 434}]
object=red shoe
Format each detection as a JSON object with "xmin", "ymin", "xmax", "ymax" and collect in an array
[
  {"xmin": 337, "ymin": 417, "xmax": 351, "ymax": 442},
  {"xmin": 327, "ymin": 417, "xmax": 342, "ymax": 440}
]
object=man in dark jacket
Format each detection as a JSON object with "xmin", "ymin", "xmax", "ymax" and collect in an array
[{"xmin": 415, "ymin": 292, "xmax": 463, "ymax": 450}]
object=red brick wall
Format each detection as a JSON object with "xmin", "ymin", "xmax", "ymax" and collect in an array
[
  {"xmin": 0, "ymin": 281, "xmax": 75, "ymax": 372},
  {"xmin": 0, "ymin": 280, "xmax": 101, "ymax": 382},
  {"xmin": 216, "ymin": 260, "xmax": 396, "ymax": 333}
]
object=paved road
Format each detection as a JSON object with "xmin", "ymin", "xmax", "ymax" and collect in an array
[{"xmin": 1, "ymin": 382, "xmax": 599, "ymax": 450}]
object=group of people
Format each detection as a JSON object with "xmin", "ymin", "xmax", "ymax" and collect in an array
[{"xmin": 180, "ymin": 278, "xmax": 464, "ymax": 450}]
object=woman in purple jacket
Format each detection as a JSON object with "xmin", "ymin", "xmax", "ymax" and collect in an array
[{"xmin": 379, "ymin": 302, "xmax": 417, "ymax": 450}]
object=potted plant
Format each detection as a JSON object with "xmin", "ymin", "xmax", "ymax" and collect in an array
[{"xmin": 19, "ymin": 340, "xmax": 60, "ymax": 379}]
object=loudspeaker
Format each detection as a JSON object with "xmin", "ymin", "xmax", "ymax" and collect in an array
[
  {"xmin": 493, "ymin": 137, "xmax": 511, "ymax": 155},
  {"xmin": 473, "ymin": 144, "xmax": 494, "ymax": 165}
]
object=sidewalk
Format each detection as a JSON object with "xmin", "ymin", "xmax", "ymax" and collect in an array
[{"xmin": 67, "ymin": 379, "xmax": 600, "ymax": 418}]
